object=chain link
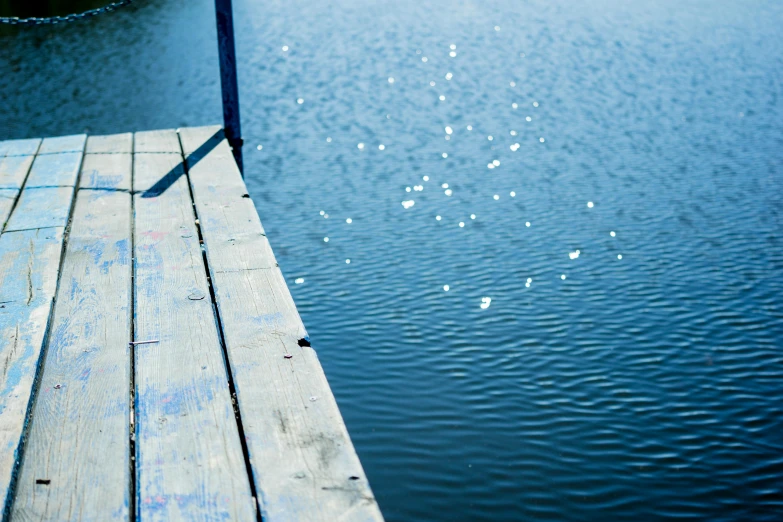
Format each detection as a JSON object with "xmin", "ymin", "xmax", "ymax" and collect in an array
[{"xmin": 0, "ymin": 0, "xmax": 134, "ymax": 26}]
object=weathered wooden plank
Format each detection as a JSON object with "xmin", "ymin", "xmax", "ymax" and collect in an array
[
  {"xmin": 4, "ymin": 188, "xmax": 76, "ymax": 233},
  {"xmin": 132, "ymin": 130, "xmax": 255, "ymax": 521},
  {"xmin": 0, "ymin": 156, "xmax": 37, "ymax": 190},
  {"xmin": 79, "ymin": 154, "xmax": 132, "ymax": 191},
  {"xmin": 11, "ymin": 141, "xmax": 133, "ymax": 521},
  {"xmin": 79, "ymin": 134, "xmax": 133, "ymax": 193},
  {"xmin": 0, "ymin": 139, "xmax": 41, "ymax": 231},
  {"xmin": 0, "ymin": 228, "xmax": 67, "ymax": 513},
  {"xmin": 37, "ymin": 135, "xmax": 86, "ymax": 155},
  {"xmin": 23, "ymin": 152, "xmax": 83, "ymax": 188},
  {"xmin": 0, "ymin": 139, "xmax": 40, "ymax": 230},
  {"xmin": 0, "ymin": 139, "xmax": 40, "ymax": 159},
  {"xmin": 85, "ymin": 133, "xmax": 132, "ymax": 155},
  {"xmin": 0, "ymin": 190, "xmax": 17, "ymax": 231},
  {"xmin": 3, "ymin": 141, "xmax": 85, "ymax": 233},
  {"xmin": 180, "ymin": 127, "xmax": 383, "ymax": 521},
  {"xmin": 133, "ymin": 130, "xmax": 180, "ymax": 154},
  {"xmin": 0, "ymin": 136, "xmax": 85, "ymax": 513}
]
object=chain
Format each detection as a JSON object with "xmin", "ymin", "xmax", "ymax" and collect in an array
[{"xmin": 0, "ymin": 0, "xmax": 134, "ymax": 26}]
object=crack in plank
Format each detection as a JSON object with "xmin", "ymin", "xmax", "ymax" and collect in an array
[{"xmin": 26, "ymin": 238, "xmax": 34, "ymax": 305}]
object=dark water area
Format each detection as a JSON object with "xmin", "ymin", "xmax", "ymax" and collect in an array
[
  {"xmin": 2, "ymin": 0, "xmax": 783, "ymax": 520},
  {"xmin": 0, "ymin": 0, "xmax": 114, "ymax": 19}
]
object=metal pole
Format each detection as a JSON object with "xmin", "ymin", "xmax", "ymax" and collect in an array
[{"xmin": 214, "ymin": 0, "xmax": 243, "ymax": 174}]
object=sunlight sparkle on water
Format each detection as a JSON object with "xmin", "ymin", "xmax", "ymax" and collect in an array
[
  {"xmin": 436, "ymin": 215, "xmax": 442, "ymax": 221},
  {"xmin": 618, "ymin": 254, "xmax": 623, "ymax": 260},
  {"xmin": 587, "ymin": 201, "xmax": 594, "ymax": 208},
  {"xmin": 445, "ymin": 126, "xmax": 453, "ymax": 134},
  {"xmin": 512, "ymin": 103, "xmax": 518, "ymax": 109},
  {"xmin": 256, "ymin": 144, "xmax": 263, "ymax": 150},
  {"xmin": 357, "ymin": 143, "xmax": 365, "ymax": 149},
  {"xmin": 459, "ymin": 222, "xmax": 465, "ymax": 227},
  {"xmin": 443, "ymin": 285, "xmax": 450, "ymax": 291},
  {"xmin": 445, "ymin": 189, "xmax": 453, "ymax": 196},
  {"xmin": 467, "ymin": 125, "xmax": 473, "ymax": 131},
  {"xmin": 297, "ymin": 98, "xmax": 304, "ymax": 104},
  {"xmin": 402, "ymin": 200, "xmax": 415, "ymax": 209},
  {"xmin": 445, "ymin": 72, "xmax": 453, "ymax": 80},
  {"xmin": 526, "ymin": 222, "xmax": 531, "ymax": 227},
  {"xmin": 480, "ymin": 297, "xmax": 492, "ymax": 309},
  {"xmin": 282, "ymin": 45, "xmax": 289, "ymax": 51},
  {"xmin": 442, "ymin": 183, "xmax": 449, "ymax": 188},
  {"xmin": 610, "ymin": 231, "xmax": 616, "ymax": 237},
  {"xmin": 346, "ymin": 218, "xmax": 352, "ymax": 224},
  {"xmin": 324, "ymin": 237, "xmax": 329, "ymax": 242},
  {"xmin": 510, "ymin": 191, "xmax": 516, "ymax": 197},
  {"xmin": 494, "ymin": 194, "xmax": 500, "ymax": 200},
  {"xmin": 379, "ymin": 144, "xmax": 386, "ymax": 150},
  {"xmin": 439, "ymin": 95, "xmax": 446, "ymax": 101},
  {"xmin": 569, "ymin": 250, "xmax": 581, "ymax": 260},
  {"xmin": 294, "ymin": 278, "xmax": 304, "ymax": 284},
  {"xmin": 423, "ymin": 175, "xmax": 429, "ymax": 181},
  {"xmin": 470, "ymin": 214, "xmax": 476, "ymax": 219},
  {"xmin": 442, "ymin": 153, "xmax": 448, "ymax": 158},
  {"xmin": 388, "ymin": 77, "xmax": 395, "ymax": 84}
]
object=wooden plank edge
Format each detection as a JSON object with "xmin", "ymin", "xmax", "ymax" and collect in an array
[{"xmin": 0, "ymin": 138, "xmax": 86, "ymax": 515}]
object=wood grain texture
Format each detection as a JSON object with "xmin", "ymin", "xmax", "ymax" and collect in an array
[
  {"xmin": 0, "ymin": 190, "xmax": 17, "ymax": 231},
  {"xmin": 85, "ymin": 133, "xmax": 132, "ymax": 155},
  {"xmin": 180, "ymin": 127, "xmax": 384, "ymax": 522},
  {"xmin": 23, "ymin": 152, "xmax": 83, "ymax": 188},
  {"xmin": 133, "ymin": 130, "xmax": 180, "ymax": 154},
  {"xmin": 0, "ymin": 139, "xmax": 40, "ymax": 230},
  {"xmin": 0, "ymin": 156, "xmax": 37, "ymax": 190},
  {"xmin": 79, "ymin": 154, "xmax": 132, "ymax": 192},
  {"xmin": 5, "ymin": 188, "xmax": 76, "ymax": 233},
  {"xmin": 37, "ymin": 135, "xmax": 86, "ymax": 155},
  {"xmin": 0, "ymin": 136, "xmax": 85, "ymax": 513},
  {"xmin": 0, "ymin": 139, "xmax": 40, "ymax": 159},
  {"xmin": 11, "ymin": 140, "xmax": 133, "ymax": 521},
  {"xmin": 0, "ymin": 227, "xmax": 67, "ymax": 513},
  {"xmin": 132, "ymin": 130, "xmax": 255, "ymax": 521}
]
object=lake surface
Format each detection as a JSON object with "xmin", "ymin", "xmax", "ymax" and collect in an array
[{"xmin": 2, "ymin": 0, "xmax": 782, "ymax": 519}]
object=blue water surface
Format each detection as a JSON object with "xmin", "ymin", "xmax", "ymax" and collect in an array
[{"xmin": 2, "ymin": 1, "xmax": 782, "ymax": 520}]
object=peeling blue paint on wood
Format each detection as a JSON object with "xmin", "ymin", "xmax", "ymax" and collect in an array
[{"xmin": 0, "ymin": 129, "xmax": 381, "ymax": 521}]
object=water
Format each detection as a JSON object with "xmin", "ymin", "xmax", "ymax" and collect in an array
[{"xmin": 2, "ymin": 0, "xmax": 783, "ymax": 520}]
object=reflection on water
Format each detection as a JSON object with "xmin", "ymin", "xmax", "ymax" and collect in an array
[{"xmin": 2, "ymin": 0, "xmax": 783, "ymax": 520}]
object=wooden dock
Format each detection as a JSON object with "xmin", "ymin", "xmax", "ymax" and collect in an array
[{"xmin": 0, "ymin": 127, "xmax": 384, "ymax": 521}]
